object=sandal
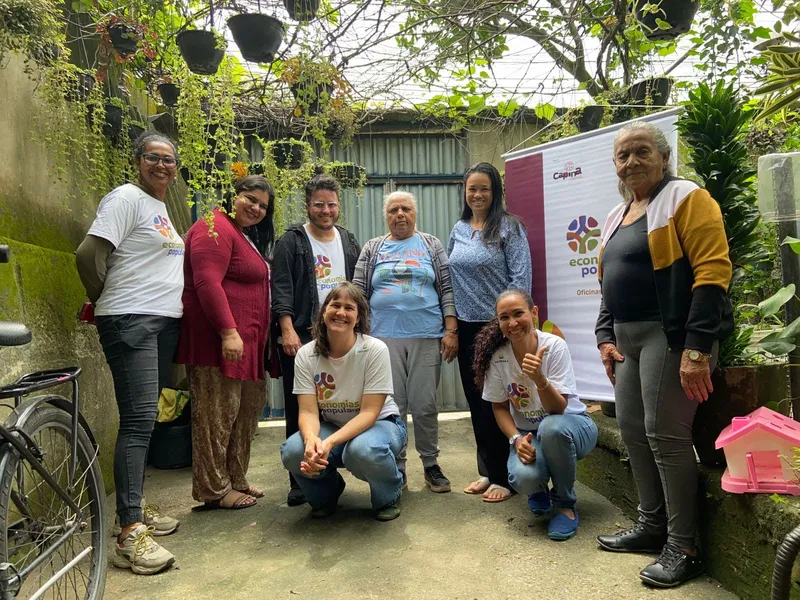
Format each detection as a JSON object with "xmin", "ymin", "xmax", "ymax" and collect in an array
[
  {"xmin": 193, "ymin": 491, "xmax": 257, "ymax": 511},
  {"xmin": 482, "ymin": 484, "xmax": 515, "ymax": 503},
  {"xmin": 236, "ymin": 485, "xmax": 265, "ymax": 499},
  {"xmin": 464, "ymin": 476, "xmax": 491, "ymax": 495}
]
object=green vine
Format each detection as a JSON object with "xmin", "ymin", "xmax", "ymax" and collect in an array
[{"xmin": 257, "ymin": 138, "xmax": 316, "ymax": 236}]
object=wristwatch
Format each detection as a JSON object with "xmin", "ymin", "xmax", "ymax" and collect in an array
[
  {"xmin": 509, "ymin": 433, "xmax": 522, "ymax": 447},
  {"xmin": 686, "ymin": 349, "xmax": 711, "ymax": 362}
]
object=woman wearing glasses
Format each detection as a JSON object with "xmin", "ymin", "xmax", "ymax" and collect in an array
[
  {"xmin": 177, "ymin": 175, "xmax": 274, "ymax": 512},
  {"xmin": 76, "ymin": 132, "xmax": 184, "ymax": 575}
]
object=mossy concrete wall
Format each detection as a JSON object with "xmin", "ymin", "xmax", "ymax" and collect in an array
[{"xmin": 578, "ymin": 411, "xmax": 800, "ymax": 600}]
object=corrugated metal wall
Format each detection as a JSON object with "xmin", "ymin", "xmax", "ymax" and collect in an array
[{"xmin": 252, "ymin": 134, "xmax": 471, "ymax": 413}]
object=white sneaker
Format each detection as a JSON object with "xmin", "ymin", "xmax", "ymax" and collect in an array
[
  {"xmin": 112, "ymin": 500, "xmax": 180, "ymax": 537},
  {"xmin": 111, "ymin": 525, "xmax": 176, "ymax": 575}
]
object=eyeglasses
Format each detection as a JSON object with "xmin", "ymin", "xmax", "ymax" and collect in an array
[
  {"xmin": 141, "ymin": 153, "xmax": 179, "ymax": 167},
  {"xmin": 310, "ymin": 202, "xmax": 340, "ymax": 210}
]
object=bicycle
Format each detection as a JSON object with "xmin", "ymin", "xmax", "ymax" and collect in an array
[{"xmin": 0, "ymin": 244, "xmax": 107, "ymax": 599}]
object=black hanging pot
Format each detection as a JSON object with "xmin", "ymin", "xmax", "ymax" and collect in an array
[
  {"xmin": 290, "ymin": 81, "xmax": 333, "ymax": 115},
  {"xmin": 108, "ymin": 23, "xmax": 140, "ymax": 57},
  {"xmin": 635, "ymin": 0, "xmax": 698, "ymax": 41},
  {"xmin": 128, "ymin": 123, "xmax": 145, "ymax": 144},
  {"xmin": 284, "ymin": 0, "xmax": 320, "ymax": 21},
  {"xmin": 227, "ymin": 14, "xmax": 284, "ymax": 63},
  {"xmin": 330, "ymin": 164, "xmax": 365, "ymax": 188},
  {"xmin": 103, "ymin": 103, "xmax": 124, "ymax": 143},
  {"xmin": 176, "ymin": 30, "xmax": 225, "ymax": 76},
  {"xmin": 628, "ymin": 77, "xmax": 673, "ymax": 106},
  {"xmin": 65, "ymin": 71, "xmax": 95, "ymax": 103},
  {"xmin": 271, "ymin": 141, "xmax": 303, "ymax": 169},
  {"xmin": 148, "ymin": 112, "xmax": 178, "ymax": 139},
  {"xmin": 157, "ymin": 82, "xmax": 180, "ymax": 107},
  {"xmin": 576, "ymin": 106, "xmax": 605, "ymax": 133}
]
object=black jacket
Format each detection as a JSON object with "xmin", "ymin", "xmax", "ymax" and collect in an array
[{"xmin": 271, "ymin": 223, "xmax": 361, "ymax": 338}]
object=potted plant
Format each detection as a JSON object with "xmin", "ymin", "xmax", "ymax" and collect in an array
[
  {"xmin": 227, "ymin": 13, "xmax": 284, "ymax": 63},
  {"xmin": 634, "ymin": 0, "xmax": 699, "ymax": 41},
  {"xmin": 65, "ymin": 69, "xmax": 95, "ymax": 103},
  {"xmin": 176, "ymin": 29, "xmax": 226, "ymax": 76},
  {"xmin": 97, "ymin": 15, "xmax": 156, "ymax": 62},
  {"xmin": 157, "ymin": 76, "xmax": 180, "ymax": 107},
  {"xmin": 628, "ymin": 76, "xmax": 673, "ymax": 106},
  {"xmin": 284, "ymin": 0, "xmax": 320, "ymax": 21},
  {"xmin": 279, "ymin": 55, "xmax": 343, "ymax": 116},
  {"xmin": 326, "ymin": 162, "xmax": 366, "ymax": 189},
  {"xmin": 268, "ymin": 139, "xmax": 312, "ymax": 169},
  {"xmin": 678, "ymin": 82, "xmax": 783, "ymax": 466},
  {"xmin": 575, "ymin": 105, "xmax": 604, "ymax": 133},
  {"xmin": 103, "ymin": 100, "xmax": 124, "ymax": 142}
]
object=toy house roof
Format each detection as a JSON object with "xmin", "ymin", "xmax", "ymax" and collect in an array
[{"xmin": 716, "ymin": 407, "xmax": 800, "ymax": 449}]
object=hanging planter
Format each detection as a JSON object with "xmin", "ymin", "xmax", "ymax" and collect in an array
[
  {"xmin": 227, "ymin": 14, "xmax": 284, "ymax": 63},
  {"xmin": 65, "ymin": 71, "xmax": 95, "ymax": 103},
  {"xmin": 628, "ymin": 77, "xmax": 673, "ymax": 106},
  {"xmin": 284, "ymin": 0, "xmax": 320, "ymax": 21},
  {"xmin": 157, "ymin": 82, "xmax": 180, "ymax": 107},
  {"xmin": 289, "ymin": 82, "xmax": 334, "ymax": 115},
  {"xmin": 128, "ymin": 122, "xmax": 145, "ymax": 144},
  {"xmin": 103, "ymin": 103, "xmax": 124, "ymax": 143},
  {"xmin": 271, "ymin": 140, "xmax": 305, "ymax": 169},
  {"xmin": 176, "ymin": 30, "xmax": 225, "ymax": 76},
  {"xmin": 328, "ymin": 163, "xmax": 366, "ymax": 188},
  {"xmin": 576, "ymin": 106, "xmax": 605, "ymax": 133},
  {"xmin": 108, "ymin": 23, "xmax": 140, "ymax": 57},
  {"xmin": 635, "ymin": 0, "xmax": 698, "ymax": 41}
]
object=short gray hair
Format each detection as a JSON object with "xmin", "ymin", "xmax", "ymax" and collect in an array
[
  {"xmin": 133, "ymin": 131, "xmax": 178, "ymax": 160},
  {"xmin": 383, "ymin": 191, "xmax": 418, "ymax": 219},
  {"xmin": 613, "ymin": 121, "xmax": 675, "ymax": 202}
]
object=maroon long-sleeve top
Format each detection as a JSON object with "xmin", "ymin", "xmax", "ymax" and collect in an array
[{"xmin": 176, "ymin": 208, "xmax": 270, "ymax": 381}]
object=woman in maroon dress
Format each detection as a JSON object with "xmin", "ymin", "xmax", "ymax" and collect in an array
[{"xmin": 177, "ymin": 175, "xmax": 274, "ymax": 509}]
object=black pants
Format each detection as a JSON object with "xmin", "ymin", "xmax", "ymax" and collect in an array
[
  {"xmin": 278, "ymin": 327, "xmax": 312, "ymax": 488},
  {"xmin": 457, "ymin": 319, "xmax": 509, "ymax": 487}
]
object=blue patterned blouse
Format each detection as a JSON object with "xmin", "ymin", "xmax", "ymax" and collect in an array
[{"xmin": 447, "ymin": 218, "xmax": 532, "ymax": 322}]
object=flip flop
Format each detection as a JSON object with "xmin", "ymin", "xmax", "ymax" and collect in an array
[
  {"xmin": 482, "ymin": 484, "xmax": 514, "ymax": 503},
  {"xmin": 236, "ymin": 485, "xmax": 265, "ymax": 499},
  {"xmin": 193, "ymin": 492, "xmax": 257, "ymax": 511},
  {"xmin": 463, "ymin": 476, "xmax": 491, "ymax": 495}
]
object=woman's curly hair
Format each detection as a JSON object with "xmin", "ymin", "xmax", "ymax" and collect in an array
[{"xmin": 472, "ymin": 289, "xmax": 536, "ymax": 389}]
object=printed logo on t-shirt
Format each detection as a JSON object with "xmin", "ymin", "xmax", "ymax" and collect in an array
[
  {"xmin": 314, "ymin": 255, "xmax": 332, "ymax": 278},
  {"xmin": 153, "ymin": 215, "xmax": 174, "ymax": 239},
  {"xmin": 314, "ymin": 372, "xmax": 336, "ymax": 401},
  {"xmin": 505, "ymin": 382, "xmax": 530, "ymax": 410}
]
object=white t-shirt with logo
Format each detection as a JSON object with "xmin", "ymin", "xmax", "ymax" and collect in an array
[
  {"xmin": 293, "ymin": 334, "xmax": 400, "ymax": 428},
  {"xmin": 88, "ymin": 184, "xmax": 184, "ymax": 318},
  {"xmin": 482, "ymin": 331, "xmax": 586, "ymax": 431},
  {"xmin": 304, "ymin": 224, "xmax": 346, "ymax": 304}
]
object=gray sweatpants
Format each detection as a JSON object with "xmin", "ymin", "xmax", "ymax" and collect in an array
[
  {"xmin": 613, "ymin": 321, "xmax": 717, "ymax": 550},
  {"xmin": 381, "ymin": 338, "xmax": 442, "ymax": 470}
]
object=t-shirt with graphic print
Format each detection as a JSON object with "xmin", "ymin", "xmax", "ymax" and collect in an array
[
  {"xmin": 482, "ymin": 330, "xmax": 586, "ymax": 431},
  {"xmin": 304, "ymin": 224, "xmax": 347, "ymax": 305},
  {"xmin": 370, "ymin": 234, "xmax": 444, "ymax": 339},
  {"xmin": 293, "ymin": 334, "xmax": 400, "ymax": 428},
  {"xmin": 88, "ymin": 183, "xmax": 184, "ymax": 318}
]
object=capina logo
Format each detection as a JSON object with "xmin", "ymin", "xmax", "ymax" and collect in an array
[{"xmin": 553, "ymin": 161, "xmax": 583, "ymax": 180}]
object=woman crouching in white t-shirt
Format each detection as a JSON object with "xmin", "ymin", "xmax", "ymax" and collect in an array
[
  {"xmin": 474, "ymin": 289, "xmax": 598, "ymax": 541},
  {"xmin": 280, "ymin": 282, "xmax": 408, "ymax": 521}
]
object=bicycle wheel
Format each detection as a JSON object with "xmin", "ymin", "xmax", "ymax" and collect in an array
[{"xmin": 0, "ymin": 400, "xmax": 107, "ymax": 599}]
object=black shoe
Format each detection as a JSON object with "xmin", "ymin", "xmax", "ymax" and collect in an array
[
  {"xmin": 310, "ymin": 473, "xmax": 346, "ymax": 519},
  {"xmin": 639, "ymin": 543, "xmax": 704, "ymax": 588},
  {"xmin": 287, "ymin": 474, "xmax": 307, "ymax": 507},
  {"xmin": 597, "ymin": 524, "xmax": 666, "ymax": 554},
  {"xmin": 423, "ymin": 464, "xmax": 451, "ymax": 493}
]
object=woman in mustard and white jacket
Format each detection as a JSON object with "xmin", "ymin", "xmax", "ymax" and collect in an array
[{"xmin": 594, "ymin": 122, "xmax": 732, "ymax": 589}]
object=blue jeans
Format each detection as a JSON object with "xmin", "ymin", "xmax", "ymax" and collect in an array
[
  {"xmin": 96, "ymin": 314, "xmax": 181, "ymax": 526},
  {"xmin": 507, "ymin": 413, "xmax": 598, "ymax": 510},
  {"xmin": 280, "ymin": 415, "xmax": 407, "ymax": 510}
]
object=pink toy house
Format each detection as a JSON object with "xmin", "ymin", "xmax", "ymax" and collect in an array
[{"xmin": 715, "ymin": 406, "xmax": 800, "ymax": 496}]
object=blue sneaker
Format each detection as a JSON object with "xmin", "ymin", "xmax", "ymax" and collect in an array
[
  {"xmin": 548, "ymin": 509, "xmax": 579, "ymax": 541},
  {"xmin": 528, "ymin": 491, "xmax": 551, "ymax": 516}
]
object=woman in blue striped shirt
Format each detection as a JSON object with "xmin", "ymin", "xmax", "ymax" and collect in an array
[{"xmin": 447, "ymin": 162, "xmax": 532, "ymax": 502}]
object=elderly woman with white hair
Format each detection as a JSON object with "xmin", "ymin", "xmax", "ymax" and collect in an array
[
  {"xmin": 594, "ymin": 122, "xmax": 733, "ymax": 588},
  {"xmin": 354, "ymin": 191, "xmax": 458, "ymax": 493}
]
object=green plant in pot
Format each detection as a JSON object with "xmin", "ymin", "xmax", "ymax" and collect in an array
[
  {"xmin": 257, "ymin": 137, "xmax": 316, "ymax": 235},
  {"xmin": 325, "ymin": 161, "xmax": 367, "ymax": 192},
  {"xmin": 678, "ymin": 81, "xmax": 783, "ymax": 466}
]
